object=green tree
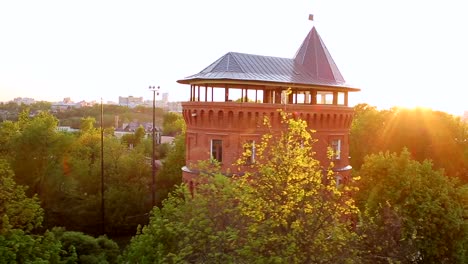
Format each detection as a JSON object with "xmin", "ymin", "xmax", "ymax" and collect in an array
[
  {"xmin": 0, "ymin": 159, "xmax": 72, "ymax": 263},
  {"xmin": 121, "ymin": 125, "xmax": 146, "ymax": 149},
  {"xmin": 122, "ymin": 173, "xmax": 246, "ymax": 263},
  {"xmin": 30, "ymin": 101, "xmax": 52, "ymax": 112},
  {"xmin": 357, "ymin": 150, "xmax": 468, "ymax": 263},
  {"xmin": 234, "ymin": 113, "xmax": 360, "ymax": 263},
  {"xmin": 120, "ymin": 133, "xmax": 135, "ymax": 148},
  {"xmin": 2, "ymin": 107, "xmax": 159, "ymax": 236},
  {"xmin": 0, "ymin": 121, "xmax": 19, "ymax": 159},
  {"xmin": 0, "ymin": 228, "xmax": 70, "ymax": 263},
  {"xmin": 80, "ymin": 116, "xmax": 97, "ymax": 133},
  {"xmin": 162, "ymin": 112, "xmax": 185, "ymax": 136},
  {"xmin": 350, "ymin": 105, "xmax": 468, "ymax": 182},
  {"xmin": 124, "ymin": 113, "xmax": 361, "ymax": 263},
  {"xmin": 104, "ymin": 137, "xmax": 152, "ymax": 234},
  {"xmin": 51, "ymin": 227, "xmax": 120, "ymax": 264},
  {"xmin": 11, "ymin": 111, "xmax": 61, "ymax": 196},
  {"xmin": 0, "ymin": 101, "xmax": 20, "ymax": 112},
  {"xmin": 0, "ymin": 159, "xmax": 43, "ymax": 233},
  {"xmin": 349, "ymin": 103, "xmax": 388, "ymax": 169},
  {"xmin": 155, "ymin": 133, "xmax": 186, "ymax": 205},
  {"xmin": 134, "ymin": 125, "xmax": 146, "ymax": 145},
  {"xmin": 42, "ymin": 119, "xmax": 102, "ymax": 232}
]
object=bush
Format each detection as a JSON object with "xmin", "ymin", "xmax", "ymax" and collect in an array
[{"xmin": 51, "ymin": 227, "xmax": 120, "ymax": 263}]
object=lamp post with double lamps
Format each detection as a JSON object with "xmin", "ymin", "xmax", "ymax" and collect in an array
[{"xmin": 149, "ymin": 85, "xmax": 160, "ymax": 207}]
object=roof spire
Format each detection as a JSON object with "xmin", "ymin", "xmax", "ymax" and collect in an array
[{"xmin": 293, "ymin": 24, "xmax": 345, "ymax": 83}]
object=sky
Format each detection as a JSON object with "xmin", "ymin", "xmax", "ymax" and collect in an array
[{"xmin": 0, "ymin": 0, "xmax": 467, "ymax": 115}]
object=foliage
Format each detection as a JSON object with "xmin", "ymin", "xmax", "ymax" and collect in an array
[
  {"xmin": 103, "ymin": 139, "xmax": 152, "ymax": 234},
  {"xmin": 121, "ymin": 125, "xmax": 146, "ymax": 148},
  {"xmin": 134, "ymin": 125, "xmax": 146, "ymax": 144},
  {"xmin": 357, "ymin": 150, "xmax": 468, "ymax": 263},
  {"xmin": 44, "ymin": 128, "xmax": 153, "ymax": 234},
  {"xmin": 0, "ymin": 101, "xmax": 51, "ymax": 122},
  {"xmin": 30, "ymin": 101, "xmax": 52, "ymax": 112},
  {"xmin": 156, "ymin": 134, "xmax": 185, "ymax": 204},
  {"xmin": 0, "ymin": 121, "xmax": 19, "ymax": 159},
  {"xmin": 350, "ymin": 104, "xmax": 468, "ymax": 182},
  {"xmin": 0, "ymin": 158, "xmax": 121, "ymax": 263},
  {"xmin": 0, "ymin": 106, "xmax": 186, "ymax": 259},
  {"xmin": 0, "ymin": 101, "xmax": 21, "ymax": 112},
  {"xmin": 155, "ymin": 133, "xmax": 185, "ymax": 206},
  {"xmin": 349, "ymin": 104, "xmax": 388, "ymax": 169},
  {"xmin": 123, "ymin": 113, "xmax": 361, "ymax": 263},
  {"xmin": 1, "ymin": 227, "xmax": 120, "ymax": 264},
  {"xmin": 0, "ymin": 228, "xmax": 72, "ymax": 264},
  {"xmin": 122, "ymin": 174, "xmax": 243, "ymax": 263},
  {"xmin": 0, "ymin": 159, "xmax": 43, "ymax": 233},
  {"xmin": 51, "ymin": 227, "xmax": 120, "ymax": 264},
  {"xmin": 234, "ymin": 112, "xmax": 360, "ymax": 263},
  {"xmin": 80, "ymin": 116, "xmax": 97, "ymax": 133},
  {"xmin": 0, "ymin": 160, "xmax": 76, "ymax": 263},
  {"xmin": 10, "ymin": 110, "xmax": 62, "ymax": 196},
  {"xmin": 156, "ymin": 142, "xmax": 171, "ymax": 160},
  {"xmin": 0, "ymin": 108, "xmax": 156, "ymax": 234},
  {"xmin": 162, "ymin": 112, "xmax": 185, "ymax": 136}
]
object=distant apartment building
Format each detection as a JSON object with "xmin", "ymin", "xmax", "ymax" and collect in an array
[
  {"xmin": 76, "ymin": 100, "xmax": 96, "ymax": 107},
  {"xmin": 162, "ymin": 92, "xmax": 169, "ymax": 104},
  {"xmin": 142, "ymin": 92, "xmax": 184, "ymax": 111},
  {"xmin": 119, "ymin": 96, "xmax": 143, "ymax": 107},
  {"xmin": 51, "ymin": 98, "xmax": 84, "ymax": 111},
  {"xmin": 13, "ymin": 97, "xmax": 35, "ymax": 105}
]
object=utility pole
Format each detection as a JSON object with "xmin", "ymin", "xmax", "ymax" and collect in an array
[
  {"xmin": 149, "ymin": 86, "xmax": 160, "ymax": 207},
  {"xmin": 100, "ymin": 98, "xmax": 105, "ymax": 234}
]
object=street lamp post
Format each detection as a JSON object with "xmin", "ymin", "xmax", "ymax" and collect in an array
[{"xmin": 149, "ymin": 86, "xmax": 160, "ymax": 207}]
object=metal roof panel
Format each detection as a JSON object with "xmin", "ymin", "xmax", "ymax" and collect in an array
[{"xmin": 178, "ymin": 27, "xmax": 358, "ymax": 91}]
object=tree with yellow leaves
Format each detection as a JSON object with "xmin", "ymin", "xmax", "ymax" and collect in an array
[
  {"xmin": 124, "ymin": 112, "xmax": 361, "ymax": 263},
  {"xmin": 234, "ymin": 112, "xmax": 360, "ymax": 263}
]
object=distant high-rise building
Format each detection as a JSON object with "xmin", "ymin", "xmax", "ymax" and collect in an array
[
  {"xmin": 13, "ymin": 97, "xmax": 35, "ymax": 105},
  {"xmin": 119, "ymin": 96, "xmax": 144, "ymax": 107},
  {"xmin": 162, "ymin": 93, "xmax": 169, "ymax": 104}
]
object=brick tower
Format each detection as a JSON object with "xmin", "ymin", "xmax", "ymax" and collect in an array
[{"xmin": 177, "ymin": 26, "xmax": 360, "ymax": 184}]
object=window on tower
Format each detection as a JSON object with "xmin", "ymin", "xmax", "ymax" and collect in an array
[
  {"xmin": 244, "ymin": 140, "xmax": 256, "ymax": 164},
  {"xmin": 330, "ymin": 139, "xmax": 341, "ymax": 160},
  {"xmin": 211, "ymin": 139, "xmax": 223, "ymax": 163}
]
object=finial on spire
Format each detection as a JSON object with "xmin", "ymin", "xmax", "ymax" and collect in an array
[{"xmin": 308, "ymin": 14, "xmax": 314, "ymax": 21}]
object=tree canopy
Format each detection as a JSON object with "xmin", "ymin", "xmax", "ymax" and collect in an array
[
  {"xmin": 356, "ymin": 150, "xmax": 468, "ymax": 263},
  {"xmin": 123, "ymin": 113, "xmax": 361, "ymax": 263},
  {"xmin": 350, "ymin": 104, "xmax": 468, "ymax": 182}
]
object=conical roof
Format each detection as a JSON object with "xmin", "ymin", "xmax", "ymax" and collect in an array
[
  {"xmin": 294, "ymin": 27, "xmax": 345, "ymax": 83},
  {"xmin": 178, "ymin": 27, "xmax": 357, "ymax": 91}
]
